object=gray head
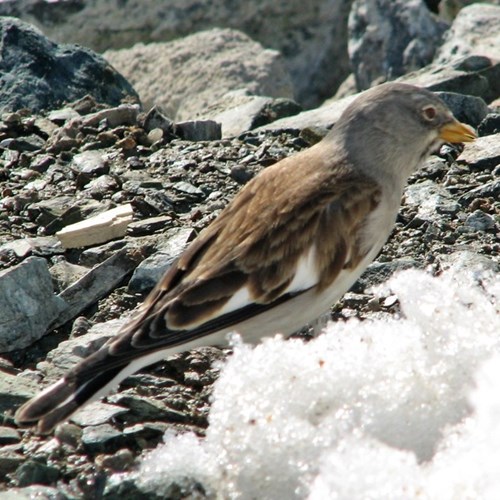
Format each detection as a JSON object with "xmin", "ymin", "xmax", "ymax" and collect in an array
[{"xmin": 331, "ymin": 82, "xmax": 476, "ymax": 190}]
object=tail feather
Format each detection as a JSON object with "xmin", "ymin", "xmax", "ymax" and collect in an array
[{"xmin": 15, "ymin": 364, "xmax": 125, "ymax": 434}]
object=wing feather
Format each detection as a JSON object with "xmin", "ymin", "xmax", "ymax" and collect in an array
[{"xmin": 104, "ymin": 142, "xmax": 382, "ymax": 356}]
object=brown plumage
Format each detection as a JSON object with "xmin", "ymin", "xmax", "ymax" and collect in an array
[{"xmin": 15, "ymin": 83, "xmax": 476, "ymax": 434}]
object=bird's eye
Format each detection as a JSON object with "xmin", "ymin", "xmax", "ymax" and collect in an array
[{"xmin": 422, "ymin": 106, "xmax": 437, "ymax": 121}]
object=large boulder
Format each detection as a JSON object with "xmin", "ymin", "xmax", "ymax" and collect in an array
[
  {"xmin": 0, "ymin": 0, "xmax": 355, "ymax": 108},
  {"xmin": 348, "ymin": 0, "xmax": 449, "ymax": 90},
  {"xmin": 0, "ymin": 16, "xmax": 139, "ymax": 114},
  {"xmin": 104, "ymin": 28, "xmax": 294, "ymax": 120},
  {"xmin": 434, "ymin": 3, "xmax": 500, "ymax": 64}
]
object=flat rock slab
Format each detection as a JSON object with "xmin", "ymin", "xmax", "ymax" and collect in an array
[
  {"xmin": 56, "ymin": 204, "xmax": 134, "ymax": 249},
  {"xmin": 0, "ymin": 257, "xmax": 67, "ymax": 352},
  {"xmin": 54, "ymin": 249, "xmax": 141, "ymax": 328}
]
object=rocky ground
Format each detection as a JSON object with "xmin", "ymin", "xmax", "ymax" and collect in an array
[{"xmin": 0, "ymin": 1, "xmax": 499, "ymax": 499}]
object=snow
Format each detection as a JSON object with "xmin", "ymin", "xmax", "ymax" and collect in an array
[{"xmin": 132, "ymin": 268, "xmax": 500, "ymax": 499}]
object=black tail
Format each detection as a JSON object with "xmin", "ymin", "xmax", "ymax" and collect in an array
[{"xmin": 15, "ymin": 349, "xmax": 126, "ymax": 434}]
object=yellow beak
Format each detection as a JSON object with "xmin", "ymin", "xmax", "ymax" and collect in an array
[{"xmin": 439, "ymin": 119, "xmax": 477, "ymax": 143}]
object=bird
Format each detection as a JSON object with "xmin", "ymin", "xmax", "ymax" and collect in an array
[{"xmin": 15, "ymin": 82, "xmax": 476, "ymax": 434}]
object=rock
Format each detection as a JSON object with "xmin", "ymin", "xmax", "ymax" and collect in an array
[
  {"xmin": 0, "ymin": 257, "xmax": 67, "ymax": 352},
  {"xmin": 54, "ymin": 248, "xmax": 141, "ymax": 328},
  {"xmin": 9, "ymin": 0, "xmax": 355, "ymax": 109},
  {"xmin": 70, "ymin": 402, "xmax": 128, "ymax": 427},
  {"xmin": 71, "ymin": 150, "xmax": 110, "ymax": 179},
  {"xmin": 81, "ymin": 424, "xmax": 125, "ymax": 454},
  {"xmin": 0, "ymin": 446, "xmax": 25, "ymax": 478},
  {"xmin": 53, "ymin": 423, "xmax": 83, "ymax": 448},
  {"xmin": 352, "ymin": 258, "xmax": 422, "ymax": 293},
  {"xmin": 141, "ymin": 106, "xmax": 175, "ymax": 133},
  {"xmin": 0, "ymin": 485, "xmax": 67, "ymax": 500},
  {"xmin": 0, "ymin": 17, "xmax": 139, "ymax": 114},
  {"xmin": 80, "ymin": 105, "xmax": 140, "ymax": 128},
  {"xmin": 348, "ymin": 0, "xmax": 448, "ymax": 90},
  {"xmin": 109, "ymin": 394, "xmax": 173, "ymax": 420},
  {"xmin": 405, "ymin": 180, "xmax": 460, "ymax": 221},
  {"xmin": 173, "ymin": 181, "xmax": 204, "ymax": 197},
  {"xmin": 104, "ymin": 29, "xmax": 293, "ymax": 120},
  {"xmin": 457, "ymin": 133, "xmax": 500, "ymax": 170},
  {"xmin": 435, "ymin": 3, "xmax": 500, "ymax": 65},
  {"xmin": 0, "ymin": 426, "xmax": 21, "ymax": 445},
  {"xmin": 478, "ymin": 113, "xmax": 500, "ymax": 136},
  {"xmin": 56, "ymin": 204, "xmax": 134, "ymax": 249},
  {"xmin": 202, "ymin": 90, "xmax": 302, "ymax": 138},
  {"xmin": 127, "ymin": 216, "xmax": 172, "ymax": 237},
  {"xmin": 49, "ymin": 259, "xmax": 90, "ymax": 292},
  {"xmin": 257, "ymin": 92, "xmax": 358, "ymax": 132},
  {"xmin": 435, "ymin": 92, "xmax": 489, "ymax": 127},
  {"xmin": 464, "ymin": 210, "xmax": 497, "ymax": 232},
  {"xmin": 0, "ymin": 236, "xmax": 61, "ymax": 261},
  {"xmin": 95, "ymin": 448, "xmax": 135, "ymax": 472},
  {"xmin": 15, "ymin": 460, "xmax": 59, "ymax": 487},
  {"xmin": 398, "ymin": 56, "xmax": 500, "ymax": 104},
  {"xmin": 437, "ymin": 250, "xmax": 499, "ymax": 276},
  {"xmin": 128, "ymin": 227, "xmax": 194, "ymax": 293},
  {"xmin": 175, "ymin": 120, "xmax": 222, "ymax": 142},
  {"xmin": 27, "ymin": 197, "xmax": 115, "ymax": 235},
  {"xmin": 37, "ymin": 318, "xmax": 125, "ymax": 380},
  {"xmin": 0, "ymin": 370, "xmax": 39, "ymax": 421}
]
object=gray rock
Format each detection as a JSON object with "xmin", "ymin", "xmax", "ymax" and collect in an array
[
  {"xmin": 15, "ymin": 460, "xmax": 59, "ymax": 487},
  {"xmin": 129, "ymin": 227, "xmax": 194, "ymax": 293},
  {"xmin": 478, "ymin": 113, "xmax": 500, "ymax": 136},
  {"xmin": 54, "ymin": 248, "xmax": 141, "ymax": 328},
  {"xmin": 175, "ymin": 120, "xmax": 222, "ymax": 142},
  {"xmin": 38, "ymin": 318, "xmax": 125, "ymax": 379},
  {"xmin": 0, "ymin": 236, "xmax": 61, "ymax": 260},
  {"xmin": 16, "ymin": 0, "xmax": 356, "ymax": 109},
  {"xmin": 464, "ymin": 210, "xmax": 497, "ymax": 231},
  {"xmin": 0, "ymin": 17, "xmax": 139, "ymax": 114},
  {"xmin": 71, "ymin": 150, "xmax": 109, "ymax": 177},
  {"xmin": 49, "ymin": 259, "xmax": 89, "ymax": 292},
  {"xmin": 0, "ymin": 446, "xmax": 25, "ymax": 479},
  {"xmin": 141, "ymin": 106, "xmax": 174, "ymax": 133},
  {"xmin": 0, "ymin": 257, "xmax": 68, "ymax": 352},
  {"xmin": 109, "ymin": 394, "xmax": 173, "ymax": 420},
  {"xmin": 459, "ymin": 180, "xmax": 500, "ymax": 203},
  {"xmin": 173, "ymin": 181, "xmax": 204, "ymax": 197},
  {"xmin": 457, "ymin": 133, "xmax": 500, "ymax": 170},
  {"xmin": 437, "ymin": 250, "xmax": 499, "ymax": 277},
  {"xmin": 70, "ymin": 402, "xmax": 128, "ymax": 427},
  {"xmin": 0, "ymin": 426, "xmax": 21, "ymax": 445},
  {"xmin": 260, "ymin": 60, "xmax": 496, "ymax": 132},
  {"xmin": 348, "ymin": 0, "xmax": 448, "ymax": 90},
  {"xmin": 202, "ymin": 90, "xmax": 302, "ymax": 138},
  {"xmin": 80, "ymin": 105, "xmax": 140, "ymax": 128},
  {"xmin": 127, "ymin": 216, "xmax": 172, "ymax": 237},
  {"xmin": 398, "ymin": 56, "xmax": 500, "ymax": 104},
  {"xmin": 435, "ymin": 3, "xmax": 500, "ymax": 65},
  {"xmin": 82, "ymin": 424, "xmax": 125, "ymax": 454},
  {"xmin": 257, "ymin": 92, "xmax": 358, "ymax": 132},
  {"xmin": 435, "ymin": 92, "xmax": 489, "ymax": 127},
  {"xmin": 0, "ymin": 485, "xmax": 67, "ymax": 500},
  {"xmin": 352, "ymin": 258, "xmax": 421, "ymax": 293},
  {"xmin": 0, "ymin": 370, "xmax": 38, "ymax": 420},
  {"xmin": 104, "ymin": 28, "xmax": 293, "ymax": 120},
  {"xmin": 404, "ymin": 180, "xmax": 460, "ymax": 221}
]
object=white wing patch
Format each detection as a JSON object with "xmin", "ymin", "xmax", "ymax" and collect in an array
[
  {"xmin": 210, "ymin": 247, "xmax": 320, "ymax": 319},
  {"xmin": 285, "ymin": 246, "xmax": 319, "ymax": 294},
  {"xmin": 217, "ymin": 287, "xmax": 253, "ymax": 317}
]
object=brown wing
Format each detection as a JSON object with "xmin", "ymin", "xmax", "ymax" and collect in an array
[{"xmin": 105, "ymin": 141, "xmax": 381, "ymax": 356}]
